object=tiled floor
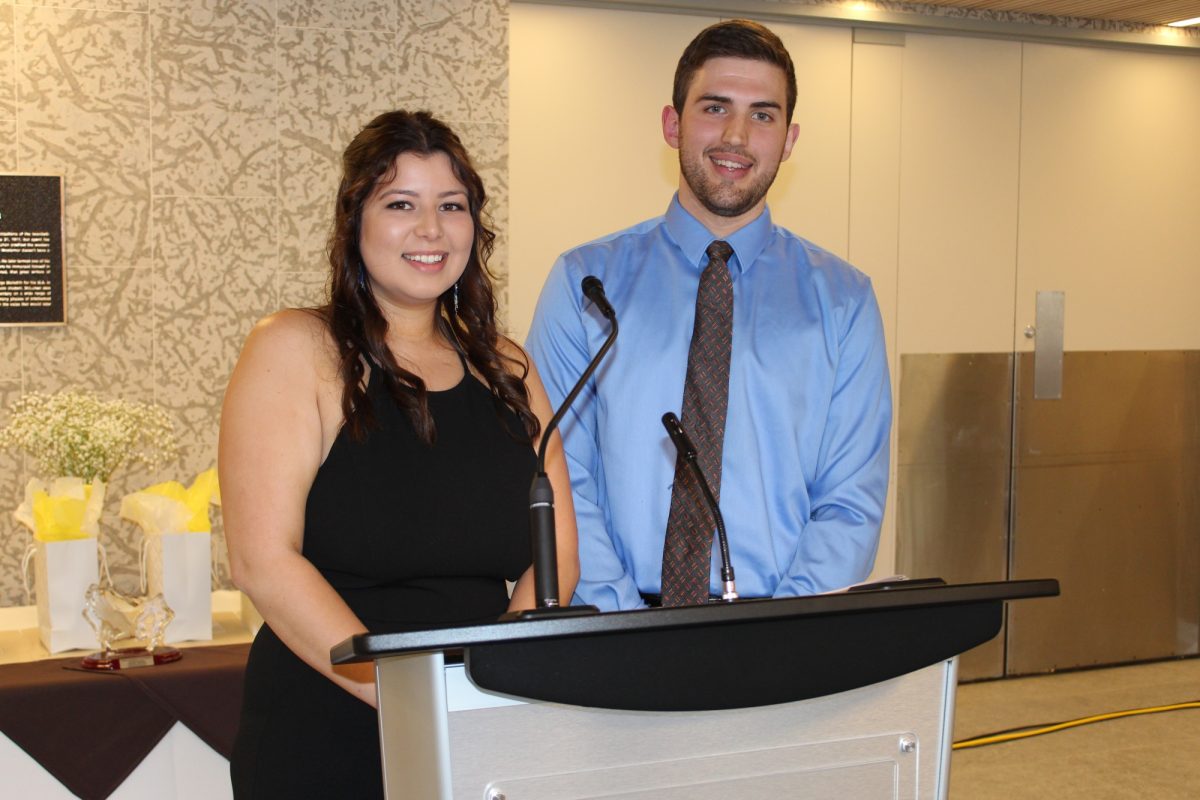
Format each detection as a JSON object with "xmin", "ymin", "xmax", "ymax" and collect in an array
[{"xmin": 949, "ymin": 657, "xmax": 1200, "ymax": 799}]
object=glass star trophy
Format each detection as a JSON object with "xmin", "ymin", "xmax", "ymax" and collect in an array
[{"xmin": 80, "ymin": 582, "xmax": 182, "ymax": 670}]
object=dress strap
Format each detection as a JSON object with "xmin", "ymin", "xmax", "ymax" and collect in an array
[{"xmin": 453, "ymin": 346, "xmax": 472, "ymax": 380}]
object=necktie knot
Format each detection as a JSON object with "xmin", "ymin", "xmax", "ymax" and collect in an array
[{"xmin": 706, "ymin": 240, "xmax": 734, "ymax": 265}]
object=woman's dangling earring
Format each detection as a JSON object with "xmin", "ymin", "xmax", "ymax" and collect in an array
[
  {"xmin": 452, "ymin": 282, "xmax": 460, "ymax": 316},
  {"xmin": 358, "ymin": 262, "xmax": 367, "ymax": 292}
]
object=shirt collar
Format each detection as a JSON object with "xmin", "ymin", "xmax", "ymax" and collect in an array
[{"xmin": 663, "ymin": 193, "xmax": 774, "ymax": 275}]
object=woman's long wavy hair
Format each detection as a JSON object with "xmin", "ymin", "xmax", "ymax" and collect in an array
[{"xmin": 321, "ymin": 110, "xmax": 538, "ymax": 445}]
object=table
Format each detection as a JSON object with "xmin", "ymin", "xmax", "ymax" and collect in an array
[
  {"xmin": 0, "ymin": 593, "xmax": 255, "ymax": 800},
  {"xmin": 1, "ymin": 721, "xmax": 232, "ymax": 800}
]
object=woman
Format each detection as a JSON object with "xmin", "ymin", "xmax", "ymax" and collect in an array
[{"xmin": 219, "ymin": 110, "xmax": 578, "ymax": 798}]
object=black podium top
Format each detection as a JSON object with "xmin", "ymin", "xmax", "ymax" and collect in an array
[{"xmin": 332, "ymin": 579, "xmax": 1058, "ymax": 712}]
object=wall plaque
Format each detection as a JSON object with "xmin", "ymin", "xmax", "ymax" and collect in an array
[{"xmin": 0, "ymin": 175, "xmax": 66, "ymax": 326}]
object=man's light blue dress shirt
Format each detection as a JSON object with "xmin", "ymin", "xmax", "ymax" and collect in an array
[{"xmin": 526, "ymin": 197, "xmax": 892, "ymax": 611}]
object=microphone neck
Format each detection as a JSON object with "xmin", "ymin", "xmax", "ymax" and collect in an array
[{"xmin": 536, "ymin": 315, "xmax": 619, "ymax": 471}]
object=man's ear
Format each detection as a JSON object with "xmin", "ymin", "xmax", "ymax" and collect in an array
[
  {"xmin": 662, "ymin": 105, "xmax": 681, "ymax": 149},
  {"xmin": 780, "ymin": 122, "xmax": 800, "ymax": 162}
]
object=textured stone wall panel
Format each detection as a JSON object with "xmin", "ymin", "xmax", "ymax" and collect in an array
[
  {"xmin": 151, "ymin": 0, "xmax": 277, "ymax": 197},
  {"xmin": 18, "ymin": 8, "xmax": 152, "ymax": 269},
  {"xmin": 0, "ymin": 4, "xmax": 14, "ymax": 119},
  {"xmin": 0, "ymin": 0, "xmax": 511, "ymax": 606}
]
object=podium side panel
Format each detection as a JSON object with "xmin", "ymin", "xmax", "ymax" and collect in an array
[
  {"xmin": 376, "ymin": 652, "xmax": 452, "ymax": 800},
  {"xmin": 936, "ymin": 656, "xmax": 958, "ymax": 798},
  {"xmin": 447, "ymin": 658, "xmax": 957, "ymax": 800}
]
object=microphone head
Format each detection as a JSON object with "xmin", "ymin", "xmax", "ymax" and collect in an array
[
  {"xmin": 581, "ymin": 276, "xmax": 616, "ymax": 319},
  {"xmin": 661, "ymin": 412, "xmax": 696, "ymax": 459},
  {"xmin": 581, "ymin": 275, "xmax": 603, "ymax": 299}
]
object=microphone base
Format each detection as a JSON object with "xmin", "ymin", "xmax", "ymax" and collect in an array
[{"xmin": 499, "ymin": 604, "xmax": 601, "ymax": 622}]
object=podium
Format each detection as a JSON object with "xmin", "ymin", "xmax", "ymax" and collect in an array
[{"xmin": 332, "ymin": 579, "xmax": 1058, "ymax": 799}]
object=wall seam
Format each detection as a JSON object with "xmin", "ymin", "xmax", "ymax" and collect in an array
[
  {"xmin": 1002, "ymin": 39, "xmax": 1028, "ymax": 676},
  {"xmin": 845, "ymin": 33, "xmax": 856, "ymax": 258},
  {"xmin": 273, "ymin": 6, "xmax": 281, "ymax": 310},
  {"xmin": 147, "ymin": 5, "xmax": 156, "ymax": 407},
  {"xmin": 14, "ymin": 4, "xmax": 25, "ymax": 397}
]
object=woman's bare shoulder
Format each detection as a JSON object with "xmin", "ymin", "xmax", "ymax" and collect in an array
[
  {"xmin": 249, "ymin": 308, "xmax": 328, "ymax": 345},
  {"xmin": 241, "ymin": 309, "xmax": 337, "ymax": 370}
]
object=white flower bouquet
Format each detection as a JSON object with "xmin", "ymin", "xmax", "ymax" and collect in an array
[{"xmin": 0, "ymin": 390, "xmax": 178, "ymax": 482}]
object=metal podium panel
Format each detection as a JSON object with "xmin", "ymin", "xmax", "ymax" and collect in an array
[
  {"xmin": 376, "ymin": 652, "xmax": 452, "ymax": 799},
  {"xmin": 1009, "ymin": 351, "xmax": 1200, "ymax": 672},
  {"xmin": 446, "ymin": 659, "xmax": 957, "ymax": 800},
  {"xmin": 487, "ymin": 743, "xmax": 903, "ymax": 799},
  {"xmin": 897, "ymin": 352, "xmax": 1014, "ymax": 681}
]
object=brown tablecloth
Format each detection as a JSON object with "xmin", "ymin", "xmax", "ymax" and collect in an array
[{"xmin": 0, "ymin": 643, "xmax": 248, "ymax": 800}]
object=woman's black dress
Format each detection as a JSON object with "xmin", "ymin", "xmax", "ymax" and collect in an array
[{"xmin": 230, "ymin": 367, "xmax": 535, "ymax": 798}]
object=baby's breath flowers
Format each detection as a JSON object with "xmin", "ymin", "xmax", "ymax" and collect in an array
[{"xmin": 0, "ymin": 391, "xmax": 179, "ymax": 482}]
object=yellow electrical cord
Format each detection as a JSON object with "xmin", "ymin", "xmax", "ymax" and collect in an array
[{"xmin": 953, "ymin": 700, "xmax": 1200, "ymax": 750}]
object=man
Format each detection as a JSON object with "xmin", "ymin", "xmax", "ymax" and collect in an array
[{"xmin": 526, "ymin": 19, "xmax": 891, "ymax": 611}]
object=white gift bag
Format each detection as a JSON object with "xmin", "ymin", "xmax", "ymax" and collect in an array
[
  {"xmin": 30, "ymin": 538, "xmax": 101, "ymax": 653},
  {"xmin": 144, "ymin": 531, "xmax": 213, "ymax": 642}
]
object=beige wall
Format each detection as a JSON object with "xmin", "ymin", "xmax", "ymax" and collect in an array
[
  {"xmin": 894, "ymin": 34, "xmax": 1200, "ymax": 356},
  {"xmin": 1015, "ymin": 43, "xmax": 1200, "ymax": 352},
  {"xmin": 896, "ymin": 34, "xmax": 1022, "ymax": 356},
  {"xmin": 0, "ymin": 0, "xmax": 509, "ymax": 605},
  {"xmin": 509, "ymin": 4, "xmax": 692, "ymax": 339},
  {"xmin": 509, "ymin": 3, "xmax": 1200, "ymax": 581}
]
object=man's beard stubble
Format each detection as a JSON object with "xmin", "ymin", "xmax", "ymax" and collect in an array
[{"xmin": 678, "ymin": 145, "xmax": 782, "ymax": 219}]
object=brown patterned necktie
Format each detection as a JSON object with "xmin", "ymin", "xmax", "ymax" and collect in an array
[{"xmin": 661, "ymin": 240, "xmax": 734, "ymax": 607}]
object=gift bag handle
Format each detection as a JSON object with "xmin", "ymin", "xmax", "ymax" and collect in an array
[
  {"xmin": 139, "ymin": 535, "xmax": 150, "ymax": 594},
  {"xmin": 20, "ymin": 540, "xmax": 36, "ymax": 605},
  {"xmin": 211, "ymin": 532, "xmax": 220, "ymax": 585},
  {"xmin": 20, "ymin": 537, "xmax": 110, "ymax": 603},
  {"xmin": 98, "ymin": 538, "xmax": 114, "ymax": 588}
]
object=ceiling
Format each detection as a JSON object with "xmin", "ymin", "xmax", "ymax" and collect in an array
[{"xmin": 908, "ymin": 1, "xmax": 1200, "ymax": 27}]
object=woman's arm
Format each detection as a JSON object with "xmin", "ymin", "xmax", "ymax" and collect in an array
[
  {"xmin": 218, "ymin": 310, "xmax": 376, "ymax": 706},
  {"xmin": 503, "ymin": 345, "xmax": 580, "ymax": 612}
]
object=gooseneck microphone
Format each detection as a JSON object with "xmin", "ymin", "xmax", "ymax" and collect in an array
[
  {"xmin": 509, "ymin": 276, "xmax": 618, "ymax": 619},
  {"xmin": 581, "ymin": 275, "xmax": 616, "ymax": 320},
  {"xmin": 661, "ymin": 412, "xmax": 738, "ymax": 601}
]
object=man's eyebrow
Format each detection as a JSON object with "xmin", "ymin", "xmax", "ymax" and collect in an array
[{"xmin": 695, "ymin": 93, "xmax": 782, "ymax": 111}]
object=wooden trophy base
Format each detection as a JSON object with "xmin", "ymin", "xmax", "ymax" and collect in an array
[{"xmin": 81, "ymin": 647, "xmax": 183, "ymax": 670}]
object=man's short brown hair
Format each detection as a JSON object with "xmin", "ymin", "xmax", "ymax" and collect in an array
[{"xmin": 672, "ymin": 19, "xmax": 798, "ymax": 123}]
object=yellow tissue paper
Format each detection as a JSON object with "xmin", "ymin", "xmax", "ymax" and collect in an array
[
  {"xmin": 14, "ymin": 477, "xmax": 106, "ymax": 542},
  {"xmin": 120, "ymin": 468, "xmax": 219, "ymax": 535}
]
